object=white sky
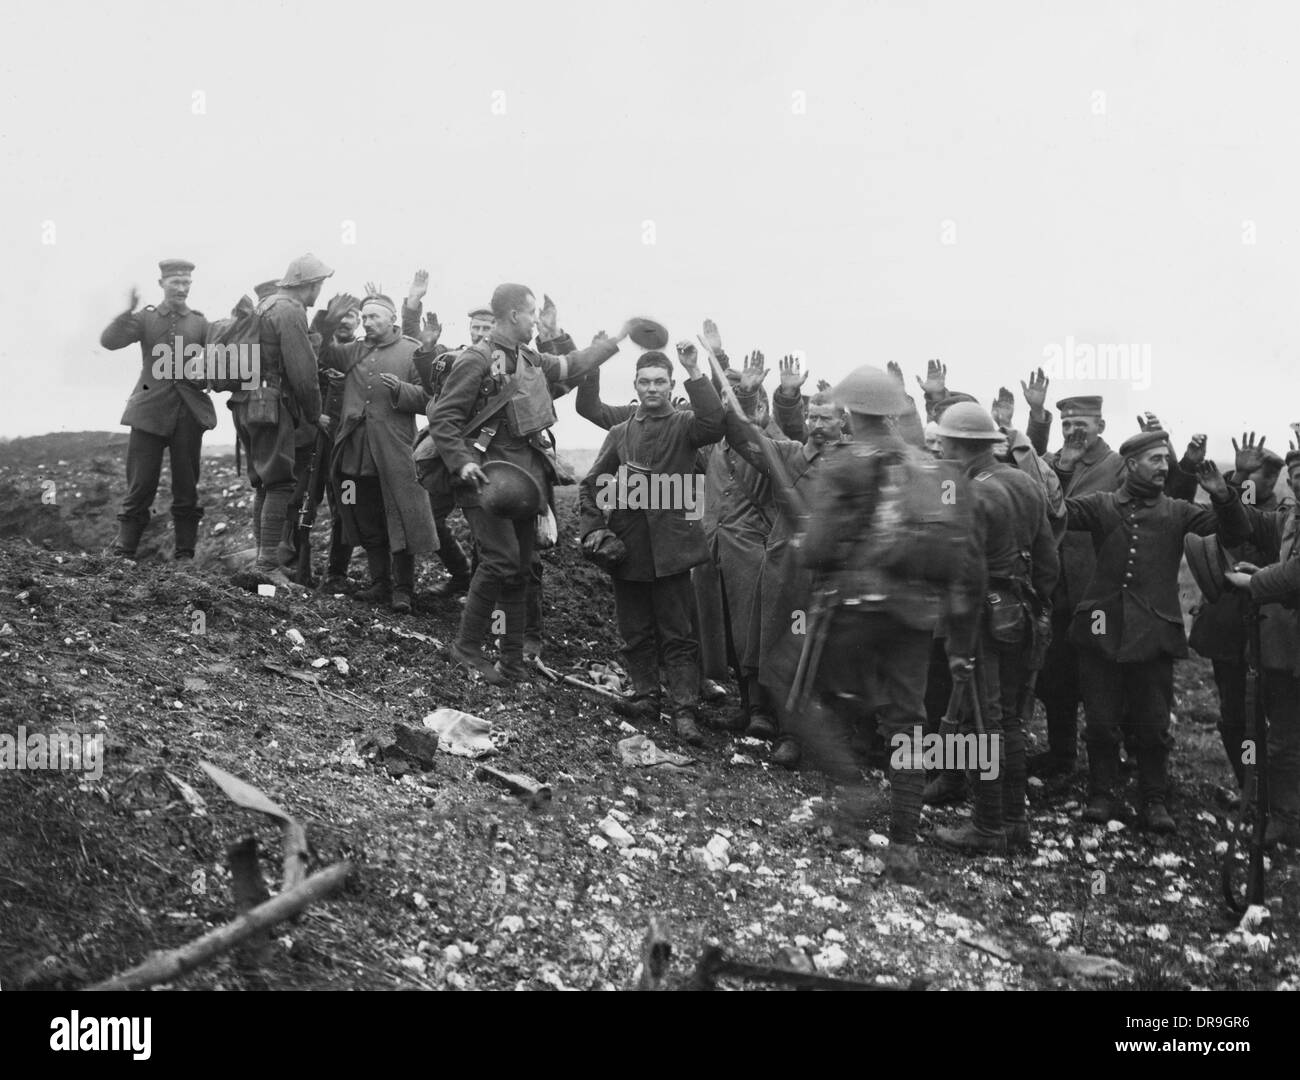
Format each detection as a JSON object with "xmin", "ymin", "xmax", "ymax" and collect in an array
[{"xmin": 3, "ymin": 0, "xmax": 1299, "ymax": 455}]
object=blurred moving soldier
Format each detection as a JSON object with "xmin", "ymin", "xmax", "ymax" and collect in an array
[
  {"xmin": 925, "ymin": 403, "xmax": 1059, "ymax": 854},
  {"xmin": 801, "ymin": 366, "xmax": 981, "ymax": 882},
  {"xmin": 100, "ymin": 259, "xmax": 214, "ymax": 560}
]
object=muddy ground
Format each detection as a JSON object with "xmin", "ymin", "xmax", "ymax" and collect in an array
[{"xmin": 0, "ymin": 432, "xmax": 1296, "ymax": 991}]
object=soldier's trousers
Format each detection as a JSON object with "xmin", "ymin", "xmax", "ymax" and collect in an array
[
  {"xmin": 119, "ymin": 411, "xmax": 206, "ymax": 527},
  {"xmin": 816, "ymin": 611, "xmax": 931, "ymax": 844},
  {"xmin": 458, "ymin": 506, "xmax": 533, "ymax": 659},
  {"xmin": 1078, "ymin": 653, "xmax": 1174, "ymax": 804},
  {"xmin": 1211, "ymin": 658, "xmax": 1248, "ymax": 787},
  {"xmin": 232, "ymin": 402, "xmax": 297, "ymax": 570},
  {"xmin": 612, "ymin": 572, "xmax": 698, "ymax": 711},
  {"xmin": 1261, "ymin": 670, "xmax": 1300, "ymax": 826},
  {"xmin": 339, "ymin": 475, "xmax": 388, "ymax": 551},
  {"xmin": 430, "ymin": 491, "xmax": 470, "ymax": 580},
  {"xmin": 1035, "ymin": 608, "xmax": 1081, "ymax": 762},
  {"xmin": 692, "ymin": 560, "xmax": 730, "ymax": 684}
]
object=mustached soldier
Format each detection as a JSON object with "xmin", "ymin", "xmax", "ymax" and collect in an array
[{"xmin": 99, "ymin": 259, "xmax": 215, "ymax": 560}]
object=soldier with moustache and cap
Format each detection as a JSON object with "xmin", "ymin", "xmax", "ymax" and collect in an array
[
  {"xmin": 318, "ymin": 294, "xmax": 437, "ymax": 613},
  {"xmin": 1022, "ymin": 384, "xmax": 1203, "ymax": 777},
  {"xmin": 428, "ymin": 283, "xmax": 635, "ymax": 684},
  {"xmin": 231, "ymin": 254, "xmax": 357, "ymax": 586},
  {"xmin": 100, "ymin": 259, "xmax": 215, "ymax": 560},
  {"xmin": 1201, "ymin": 441, "xmax": 1300, "ymax": 848},
  {"xmin": 1064, "ymin": 429, "xmax": 1231, "ymax": 832}
]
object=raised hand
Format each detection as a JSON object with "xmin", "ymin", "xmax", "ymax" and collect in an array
[
  {"xmin": 538, "ymin": 293, "xmax": 559, "ymax": 339},
  {"xmin": 325, "ymin": 293, "xmax": 362, "ymax": 323},
  {"xmin": 817, "ymin": 378, "xmax": 832, "ymax": 393},
  {"xmin": 423, "ymin": 311, "xmax": 442, "ymax": 344},
  {"xmin": 1184, "ymin": 433, "xmax": 1207, "ymax": 467},
  {"xmin": 701, "ymin": 318, "xmax": 723, "ymax": 355},
  {"xmin": 676, "ymin": 340, "xmax": 700, "ymax": 377},
  {"xmin": 407, "ymin": 269, "xmax": 429, "ymax": 303},
  {"xmin": 886, "ymin": 362, "xmax": 905, "ymax": 388},
  {"xmin": 779, "ymin": 354, "xmax": 808, "ymax": 394},
  {"xmin": 1020, "ymin": 367, "xmax": 1049, "ymax": 417},
  {"xmin": 739, "ymin": 350, "xmax": 768, "ymax": 393},
  {"xmin": 1232, "ymin": 431, "xmax": 1266, "ymax": 475},
  {"xmin": 1137, "ymin": 411, "xmax": 1163, "ymax": 432},
  {"xmin": 364, "ymin": 281, "xmax": 383, "ymax": 298},
  {"xmin": 991, "ymin": 386, "xmax": 1015, "ymax": 429},
  {"xmin": 592, "ymin": 330, "xmax": 609, "ymax": 345},
  {"xmin": 125, "ymin": 287, "xmax": 140, "ymax": 314},
  {"xmin": 915, "ymin": 358, "xmax": 947, "ymax": 398},
  {"xmin": 1195, "ymin": 460, "xmax": 1229, "ymax": 500}
]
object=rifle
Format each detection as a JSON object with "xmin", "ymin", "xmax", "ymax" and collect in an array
[
  {"xmin": 699, "ymin": 340, "xmax": 808, "ymax": 527},
  {"xmin": 292, "ymin": 379, "xmax": 343, "ymax": 586},
  {"xmin": 1222, "ymin": 599, "xmax": 1269, "ymax": 912}
]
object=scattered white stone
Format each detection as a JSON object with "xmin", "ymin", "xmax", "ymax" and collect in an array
[
  {"xmin": 331, "ymin": 656, "xmax": 350, "ymax": 675},
  {"xmin": 1106, "ymin": 819, "xmax": 1126, "ymax": 833},
  {"xmin": 443, "ymin": 944, "xmax": 464, "ymax": 965},
  {"xmin": 730, "ymin": 753, "xmax": 758, "ymax": 766},
  {"xmin": 814, "ymin": 943, "xmax": 848, "ymax": 973},
  {"xmin": 1027, "ymin": 776, "xmax": 1044, "ymax": 789},
  {"xmin": 1079, "ymin": 836, "xmax": 1099, "ymax": 851},
  {"xmin": 598, "ymin": 816, "xmax": 634, "ymax": 848},
  {"xmin": 867, "ymin": 833, "xmax": 890, "ymax": 849},
  {"xmin": 257, "ymin": 584, "xmax": 276, "ymax": 598},
  {"xmin": 606, "ymin": 807, "xmax": 630, "ymax": 823},
  {"xmin": 212, "ymin": 522, "xmax": 228, "ymax": 535},
  {"xmin": 756, "ymin": 864, "xmax": 776, "ymax": 876},
  {"xmin": 399, "ymin": 955, "xmax": 427, "ymax": 976},
  {"xmin": 412, "ymin": 892, "xmax": 429, "ymax": 910},
  {"xmin": 726, "ymin": 862, "xmax": 750, "ymax": 874},
  {"xmin": 788, "ymin": 798, "xmax": 823, "ymax": 824},
  {"xmin": 285, "ymin": 628, "xmax": 305, "ymax": 646},
  {"xmin": 1240, "ymin": 905, "xmax": 1270, "ymax": 932},
  {"xmin": 823, "ymin": 927, "xmax": 847, "ymax": 943},
  {"xmin": 588, "ymin": 835, "xmax": 610, "ymax": 852},
  {"xmin": 1048, "ymin": 911, "xmax": 1074, "ymax": 938},
  {"xmin": 1150, "ymin": 852, "xmax": 1183, "ymax": 869},
  {"xmin": 1197, "ymin": 810, "xmax": 1218, "ymax": 825},
  {"xmin": 1146, "ymin": 923, "xmax": 1170, "ymax": 942},
  {"xmin": 498, "ymin": 915, "xmax": 525, "ymax": 934},
  {"xmin": 1213, "ymin": 840, "xmax": 1229, "ymax": 856}
]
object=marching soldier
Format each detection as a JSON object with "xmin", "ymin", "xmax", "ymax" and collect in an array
[
  {"xmin": 1065, "ymin": 430, "xmax": 1229, "ymax": 832},
  {"xmin": 428, "ymin": 283, "xmax": 633, "ymax": 684},
  {"xmin": 100, "ymin": 259, "xmax": 215, "ymax": 561},
  {"xmin": 800, "ymin": 366, "xmax": 982, "ymax": 882},
  {"xmin": 924, "ymin": 403, "xmax": 1059, "ymax": 853}
]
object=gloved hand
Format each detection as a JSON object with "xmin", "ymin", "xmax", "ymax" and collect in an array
[{"xmin": 581, "ymin": 529, "xmax": 627, "ymax": 571}]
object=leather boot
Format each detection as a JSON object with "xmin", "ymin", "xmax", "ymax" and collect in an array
[
  {"xmin": 390, "ymin": 550, "xmax": 415, "ymax": 614},
  {"xmin": 936, "ymin": 739, "xmax": 1006, "ymax": 852},
  {"xmin": 772, "ymin": 735, "xmax": 801, "ymax": 768},
  {"xmin": 173, "ymin": 516, "xmax": 199, "ymax": 560},
  {"xmin": 494, "ymin": 583, "xmax": 528, "ymax": 680},
  {"xmin": 111, "ymin": 517, "xmax": 146, "ymax": 558},
  {"xmin": 355, "ymin": 548, "xmax": 391, "ymax": 603},
  {"xmin": 1137, "ymin": 744, "xmax": 1173, "ymax": 831},
  {"xmin": 671, "ymin": 705, "xmax": 705, "ymax": 746}
]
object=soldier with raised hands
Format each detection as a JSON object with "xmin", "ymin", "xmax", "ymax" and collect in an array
[{"xmin": 100, "ymin": 259, "xmax": 215, "ymax": 561}]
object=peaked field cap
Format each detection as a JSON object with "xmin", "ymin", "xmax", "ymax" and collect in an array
[
  {"xmin": 1118, "ymin": 430, "xmax": 1172, "ymax": 459},
  {"xmin": 277, "ymin": 253, "xmax": 335, "ymax": 287},
  {"xmin": 1286, "ymin": 449, "xmax": 1300, "ymax": 471},
  {"xmin": 934, "ymin": 401, "xmax": 1002, "ymax": 440},
  {"xmin": 362, "ymin": 294, "xmax": 397, "ymax": 315},
  {"xmin": 468, "ymin": 307, "xmax": 493, "ymax": 319},
  {"xmin": 159, "ymin": 259, "xmax": 195, "ymax": 276},
  {"xmin": 1057, "ymin": 395, "xmax": 1103, "ymax": 418}
]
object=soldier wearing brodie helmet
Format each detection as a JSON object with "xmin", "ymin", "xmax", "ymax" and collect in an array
[{"xmin": 799, "ymin": 366, "xmax": 982, "ymax": 883}]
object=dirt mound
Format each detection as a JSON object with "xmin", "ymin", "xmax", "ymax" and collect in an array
[{"xmin": 0, "ymin": 433, "xmax": 1297, "ymax": 991}]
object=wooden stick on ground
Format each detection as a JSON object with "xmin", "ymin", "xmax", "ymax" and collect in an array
[{"xmin": 86, "ymin": 861, "xmax": 353, "ymax": 991}]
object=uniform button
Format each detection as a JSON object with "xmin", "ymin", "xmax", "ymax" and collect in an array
[
  {"xmin": 1130, "ymin": 547, "xmax": 1137, "ymax": 553},
  {"xmin": 1125, "ymin": 572, "xmax": 1134, "ymax": 579}
]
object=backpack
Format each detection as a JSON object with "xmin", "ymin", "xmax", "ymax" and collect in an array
[
  {"xmin": 852, "ymin": 448, "xmax": 972, "ymax": 585},
  {"xmin": 204, "ymin": 308, "xmax": 265, "ymax": 393}
]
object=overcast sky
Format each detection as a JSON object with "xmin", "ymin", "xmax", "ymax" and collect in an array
[{"xmin": 4, "ymin": 0, "xmax": 1299, "ymax": 456}]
